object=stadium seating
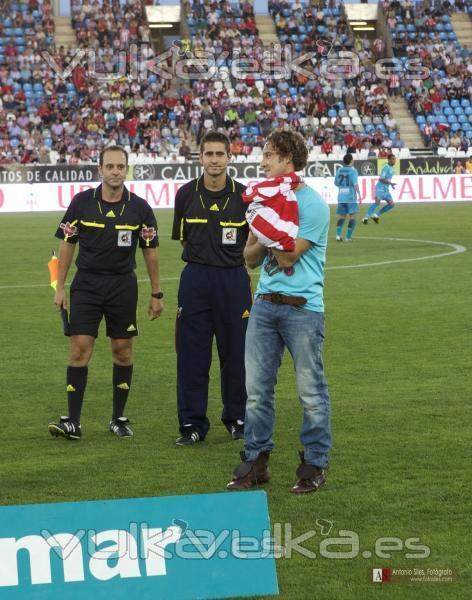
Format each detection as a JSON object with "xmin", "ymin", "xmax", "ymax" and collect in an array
[
  {"xmin": 385, "ymin": 0, "xmax": 471, "ymax": 152},
  {"xmin": 1, "ymin": 0, "xmax": 470, "ymax": 163}
]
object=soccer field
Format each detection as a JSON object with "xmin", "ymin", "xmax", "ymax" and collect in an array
[{"xmin": 0, "ymin": 202, "xmax": 471, "ymax": 599}]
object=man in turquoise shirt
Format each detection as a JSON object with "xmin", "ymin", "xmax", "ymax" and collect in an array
[
  {"xmin": 334, "ymin": 153, "xmax": 362, "ymax": 241},
  {"xmin": 227, "ymin": 131, "xmax": 332, "ymax": 494},
  {"xmin": 363, "ymin": 154, "xmax": 397, "ymax": 224}
]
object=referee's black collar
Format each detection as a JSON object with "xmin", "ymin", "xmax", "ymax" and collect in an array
[
  {"xmin": 94, "ymin": 184, "xmax": 131, "ymax": 204},
  {"xmin": 195, "ymin": 175, "xmax": 235, "ymax": 197}
]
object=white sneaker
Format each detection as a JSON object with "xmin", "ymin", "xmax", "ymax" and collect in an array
[{"xmin": 336, "ymin": 235, "xmax": 343, "ymax": 242}]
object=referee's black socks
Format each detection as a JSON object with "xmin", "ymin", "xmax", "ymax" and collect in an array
[
  {"xmin": 66, "ymin": 366, "xmax": 88, "ymax": 424},
  {"xmin": 112, "ymin": 363, "xmax": 133, "ymax": 420}
]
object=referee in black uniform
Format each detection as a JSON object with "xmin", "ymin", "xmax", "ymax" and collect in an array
[
  {"xmin": 48, "ymin": 146, "xmax": 164, "ymax": 440},
  {"xmin": 172, "ymin": 131, "xmax": 252, "ymax": 445}
]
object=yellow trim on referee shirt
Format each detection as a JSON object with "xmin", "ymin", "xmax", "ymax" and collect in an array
[
  {"xmin": 219, "ymin": 220, "xmax": 247, "ymax": 227},
  {"xmin": 185, "ymin": 218, "xmax": 208, "ymax": 223},
  {"xmin": 80, "ymin": 220, "xmax": 105, "ymax": 228},
  {"xmin": 115, "ymin": 225, "xmax": 140, "ymax": 230}
]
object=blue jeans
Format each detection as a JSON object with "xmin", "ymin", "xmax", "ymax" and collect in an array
[{"xmin": 244, "ymin": 297, "xmax": 331, "ymax": 467}]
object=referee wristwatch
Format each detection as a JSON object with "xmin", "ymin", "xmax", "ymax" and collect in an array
[{"xmin": 151, "ymin": 291, "xmax": 164, "ymax": 299}]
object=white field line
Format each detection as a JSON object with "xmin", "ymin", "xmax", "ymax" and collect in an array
[
  {"xmin": 0, "ymin": 237, "xmax": 466, "ymax": 290},
  {"xmin": 327, "ymin": 236, "xmax": 466, "ymax": 270}
]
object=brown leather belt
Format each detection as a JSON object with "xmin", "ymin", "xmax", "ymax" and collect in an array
[{"xmin": 259, "ymin": 293, "xmax": 307, "ymax": 306}]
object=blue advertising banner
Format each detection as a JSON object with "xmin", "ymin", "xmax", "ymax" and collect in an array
[{"xmin": 0, "ymin": 492, "xmax": 278, "ymax": 599}]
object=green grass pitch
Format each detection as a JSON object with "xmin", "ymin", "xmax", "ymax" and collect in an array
[{"xmin": 0, "ymin": 202, "xmax": 471, "ymax": 599}]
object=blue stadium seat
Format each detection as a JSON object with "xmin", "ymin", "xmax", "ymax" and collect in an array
[
  {"xmin": 450, "ymin": 123, "xmax": 461, "ymax": 132},
  {"xmin": 460, "ymin": 99, "xmax": 470, "ymax": 108},
  {"xmin": 454, "ymin": 107, "xmax": 464, "ymax": 116},
  {"xmin": 416, "ymin": 115, "xmax": 426, "ymax": 125},
  {"xmin": 443, "ymin": 107, "xmax": 453, "ymax": 116},
  {"xmin": 33, "ymin": 83, "xmax": 43, "ymax": 92},
  {"xmin": 457, "ymin": 114, "xmax": 468, "ymax": 123},
  {"xmin": 328, "ymin": 108, "xmax": 337, "ymax": 118},
  {"xmin": 447, "ymin": 114, "xmax": 457, "ymax": 123}
]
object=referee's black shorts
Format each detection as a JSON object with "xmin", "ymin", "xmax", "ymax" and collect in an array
[{"xmin": 69, "ymin": 270, "xmax": 138, "ymax": 339}]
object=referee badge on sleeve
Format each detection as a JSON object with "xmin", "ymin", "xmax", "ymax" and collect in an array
[
  {"xmin": 118, "ymin": 230, "xmax": 132, "ymax": 246},
  {"xmin": 222, "ymin": 227, "xmax": 237, "ymax": 245}
]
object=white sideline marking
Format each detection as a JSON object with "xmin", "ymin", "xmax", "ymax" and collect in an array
[
  {"xmin": 327, "ymin": 236, "xmax": 466, "ymax": 270},
  {"xmin": 0, "ymin": 237, "xmax": 466, "ymax": 290}
]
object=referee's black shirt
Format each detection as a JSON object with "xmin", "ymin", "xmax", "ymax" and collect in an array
[
  {"xmin": 55, "ymin": 184, "xmax": 158, "ymax": 275},
  {"xmin": 171, "ymin": 176, "xmax": 248, "ymax": 267}
]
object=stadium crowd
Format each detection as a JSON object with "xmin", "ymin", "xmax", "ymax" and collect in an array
[
  {"xmin": 0, "ymin": 0, "xmax": 471, "ymax": 164},
  {"xmin": 385, "ymin": 0, "xmax": 472, "ymax": 152}
]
